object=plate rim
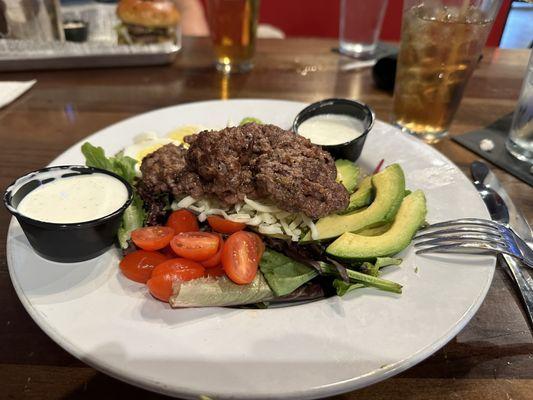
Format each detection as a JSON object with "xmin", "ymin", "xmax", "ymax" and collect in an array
[{"xmin": 6, "ymin": 98, "xmax": 495, "ymax": 399}]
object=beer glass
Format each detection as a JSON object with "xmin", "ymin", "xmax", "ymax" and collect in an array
[
  {"xmin": 206, "ymin": 0, "xmax": 260, "ymax": 73},
  {"xmin": 393, "ymin": 0, "xmax": 502, "ymax": 142}
]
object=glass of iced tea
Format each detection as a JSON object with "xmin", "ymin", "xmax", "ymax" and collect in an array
[
  {"xmin": 206, "ymin": 0, "xmax": 260, "ymax": 73},
  {"xmin": 393, "ymin": 0, "xmax": 502, "ymax": 142}
]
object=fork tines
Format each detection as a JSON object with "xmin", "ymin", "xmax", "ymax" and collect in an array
[{"xmin": 414, "ymin": 218, "xmax": 516, "ymax": 257}]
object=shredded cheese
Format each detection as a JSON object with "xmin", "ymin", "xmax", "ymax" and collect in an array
[
  {"xmin": 175, "ymin": 196, "xmax": 197, "ymax": 209},
  {"xmin": 244, "ymin": 197, "xmax": 281, "ymax": 213},
  {"xmin": 301, "ymin": 214, "xmax": 319, "ymax": 241},
  {"xmin": 170, "ymin": 196, "xmax": 316, "ymax": 241}
]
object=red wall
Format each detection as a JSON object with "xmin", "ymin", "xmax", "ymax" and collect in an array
[{"xmin": 259, "ymin": 0, "xmax": 512, "ymax": 46}]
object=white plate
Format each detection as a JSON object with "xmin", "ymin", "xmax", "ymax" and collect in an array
[{"xmin": 6, "ymin": 99, "xmax": 494, "ymax": 399}]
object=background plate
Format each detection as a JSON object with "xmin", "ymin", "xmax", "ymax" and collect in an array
[{"xmin": 6, "ymin": 99, "xmax": 494, "ymax": 399}]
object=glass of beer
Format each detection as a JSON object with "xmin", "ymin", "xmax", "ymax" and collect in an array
[
  {"xmin": 393, "ymin": 0, "xmax": 502, "ymax": 142},
  {"xmin": 206, "ymin": 0, "xmax": 260, "ymax": 73}
]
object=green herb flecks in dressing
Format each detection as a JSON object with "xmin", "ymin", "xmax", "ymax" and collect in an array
[{"xmin": 17, "ymin": 173, "xmax": 128, "ymax": 224}]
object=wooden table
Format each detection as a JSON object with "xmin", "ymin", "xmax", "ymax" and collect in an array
[{"xmin": 1, "ymin": 38, "xmax": 532, "ymax": 400}]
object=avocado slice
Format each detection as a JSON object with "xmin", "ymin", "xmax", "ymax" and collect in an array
[
  {"xmin": 326, "ymin": 190, "xmax": 427, "ymax": 260},
  {"xmin": 340, "ymin": 175, "xmax": 373, "ymax": 214},
  {"xmin": 341, "ymin": 185, "xmax": 412, "ymax": 216},
  {"xmin": 335, "ymin": 159, "xmax": 359, "ymax": 194},
  {"xmin": 358, "ymin": 222, "xmax": 392, "ymax": 236},
  {"xmin": 301, "ymin": 164, "xmax": 405, "ymax": 242}
]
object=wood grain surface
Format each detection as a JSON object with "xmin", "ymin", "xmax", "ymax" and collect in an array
[{"xmin": 1, "ymin": 38, "xmax": 532, "ymax": 400}]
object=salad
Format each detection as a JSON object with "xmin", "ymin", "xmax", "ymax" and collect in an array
[{"xmin": 81, "ymin": 118, "xmax": 427, "ymax": 308}]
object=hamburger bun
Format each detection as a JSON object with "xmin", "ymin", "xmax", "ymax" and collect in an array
[{"xmin": 117, "ymin": 0, "xmax": 181, "ymax": 28}]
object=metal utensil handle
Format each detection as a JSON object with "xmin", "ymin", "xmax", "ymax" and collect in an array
[
  {"xmin": 510, "ymin": 230, "xmax": 533, "ymax": 268},
  {"xmin": 470, "ymin": 160, "xmax": 490, "ymax": 184},
  {"xmin": 502, "ymin": 254, "xmax": 533, "ymax": 328}
]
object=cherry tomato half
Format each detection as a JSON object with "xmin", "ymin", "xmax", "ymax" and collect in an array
[
  {"xmin": 201, "ymin": 236, "xmax": 224, "ymax": 268},
  {"xmin": 119, "ymin": 250, "xmax": 167, "ymax": 283},
  {"xmin": 207, "ymin": 216, "xmax": 246, "ymax": 234},
  {"xmin": 170, "ymin": 232, "xmax": 220, "ymax": 261},
  {"xmin": 248, "ymin": 231, "xmax": 265, "ymax": 260},
  {"xmin": 221, "ymin": 231, "xmax": 261, "ymax": 285},
  {"xmin": 147, "ymin": 258, "xmax": 205, "ymax": 302},
  {"xmin": 166, "ymin": 209, "xmax": 199, "ymax": 233},
  {"xmin": 131, "ymin": 226, "xmax": 175, "ymax": 251}
]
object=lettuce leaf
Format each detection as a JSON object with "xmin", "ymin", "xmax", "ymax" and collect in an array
[
  {"xmin": 259, "ymin": 249, "xmax": 403, "ymax": 298},
  {"xmin": 81, "ymin": 142, "xmax": 145, "ymax": 248},
  {"xmin": 81, "ymin": 143, "xmax": 114, "ymax": 171},
  {"xmin": 81, "ymin": 142, "xmax": 137, "ymax": 185},
  {"xmin": 110, "ymin": 154, "xmax": 137, "ymax": 186},
  {"xmin": 333, "ymin": 257, "xmax": 403, "ymax": 296},
  {"xmin": 169, "ymin": 275, "xmax": 274, "ymax": 308},
  {"xmin": 259, "ymin": 249, "xmax": 318, "ymax": 297},
  {"xmin": 333, "ymin": 280, "xmax": 364, "ymax": 296},
  {"xmin": 117, "ymin": 194, "xmax": 145, "ymax": 249},
  {"xmin": 358, "ymin": 257, "xmax": 401, "ymax": 277},
  {"xmin": 320, "ymin": 261, "xmax": 402, "ymax": 294}
]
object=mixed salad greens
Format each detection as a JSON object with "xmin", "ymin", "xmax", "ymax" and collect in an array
[{"xmin": 81, "ymin": 118, "xmax": 427, "ymax": 308}]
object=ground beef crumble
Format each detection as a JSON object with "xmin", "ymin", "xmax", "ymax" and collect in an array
[{"xmin": 138, "ymin": 123, "xmax": 349, "ymax": 224}]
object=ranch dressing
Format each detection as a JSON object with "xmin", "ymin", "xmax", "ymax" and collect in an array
[
  {"xmin": 17, "ymin": 173, "xmax": 128, "ymax": 224},
  {"xmin": 298, "ymin": 114, "xmax": 365, "ymax": 145}
]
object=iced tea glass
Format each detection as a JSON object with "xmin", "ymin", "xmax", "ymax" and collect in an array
[
  {"xmin": 393, "ymin": 0, "xmax": 502, "ymax": 142},
  {"xmin": 206, "ymin": 0, "xmax": 260, "ymax": 73}
]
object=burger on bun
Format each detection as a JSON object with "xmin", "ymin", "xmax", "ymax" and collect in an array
[{"xmin": 116, "ymin": 0, "xmax": 181, "ymax": 45}]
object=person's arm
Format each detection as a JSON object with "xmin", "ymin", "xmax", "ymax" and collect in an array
[{"xmin": 174, "ymin": 0, "xmax": 209, "ymax": 36}]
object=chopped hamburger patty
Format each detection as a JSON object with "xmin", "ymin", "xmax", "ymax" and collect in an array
[{"xmin": 138, "ymin": 123, "xmax": 349, "ymax": 224}]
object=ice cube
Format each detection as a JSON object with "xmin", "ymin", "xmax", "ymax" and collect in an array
[
  {"xmin": 403, "ymin": 80, "xmax": 425, "ymax": 95},
  {"xmin": 448, "ymin": 68, "xmax": 468, "ymax": 85},
  {"xmin": 400, "ymin": 47, "xmax": 418, "ymax": 65},
  {"xmin": 421, "ymin": 71, "xmax": 440, "ymax": 84},
  {"xmin": 398, "ymin": 93, "xmax": 425, "ymax": 111},
  {"xmin": 466, "ymin": 8, "xmax": 485, "ymax": 24},
  {"xmin": 421, "ymin": 86, "xmax": 438, "ymax": 102},
  {"xmin": 421, "ymin": 44, "xmax": 439, "ymax": 60}
]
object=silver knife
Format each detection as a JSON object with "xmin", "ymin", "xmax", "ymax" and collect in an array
[
  {"xmin": 471, "ymin": 161, "xmax": 533, "ymax": 327},
  {"xmin": 472, "ymin": 161, "xmax": 533, "ymax": 244}
]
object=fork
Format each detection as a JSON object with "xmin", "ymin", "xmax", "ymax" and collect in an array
[{"xmin": 414, "ymin": 218, "xmax": 533, "ymax": 268}]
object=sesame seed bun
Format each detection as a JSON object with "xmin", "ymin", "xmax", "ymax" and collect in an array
[{"xmin": 117, "ymin": 0, "xmax": 181, "ymax": 28}]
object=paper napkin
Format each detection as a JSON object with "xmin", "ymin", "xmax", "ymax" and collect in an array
[{"xmin": 0, "ymin": 80, "xmax": 36, "ymax": 109}]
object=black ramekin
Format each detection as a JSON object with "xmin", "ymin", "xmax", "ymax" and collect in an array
[
  {"xmin": 4, "ymin": 165, "xmax": 133, "ymax": 263},
  {"xmin": 63, "ymin": 20, "xmax": 89, "ymax": 42},
  {"xmin": 292, "ymin": 98, "xmax": 375, "ymax": 161}
]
